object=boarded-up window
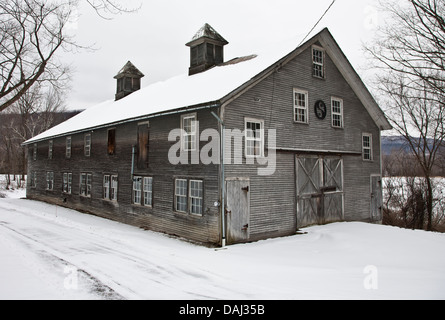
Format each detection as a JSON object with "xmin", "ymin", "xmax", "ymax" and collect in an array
[
  {"xmin": 137, "ymin": 123, "xmax": 149, "ymax": 169},
  {"xmin": 108, "ymin": 129, "xmax": 116, "ymax": 155}
]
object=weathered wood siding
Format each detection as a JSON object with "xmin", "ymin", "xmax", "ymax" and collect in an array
[
  {"xmin": 27, "ymin": 109, "xmax": 221, "ymax": 245},
  {"xmin": 222, "ymin": 43, "xmax": 382, "ymax": 242}
]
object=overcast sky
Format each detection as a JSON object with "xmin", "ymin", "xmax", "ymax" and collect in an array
[{"xmin": 62, "ymin": 0, "xmax": 383, "ymax": 111}]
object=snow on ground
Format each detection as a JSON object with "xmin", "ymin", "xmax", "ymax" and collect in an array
[{"xmin": 0, "ymin": 187, "xmax": 444, "ymax": 300}]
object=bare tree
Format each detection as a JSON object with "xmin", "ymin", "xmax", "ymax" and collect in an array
[
  {"xmin": 0, "ymin": 0, "xmax": 140, "ymax": 113},
  {"xmin": 365, "ymin": 0, "xmax": 445, "ymax": 231}
]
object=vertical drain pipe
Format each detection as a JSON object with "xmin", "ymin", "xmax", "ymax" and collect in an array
[
  {"xmin": 131, "ymin": 146, "xmax": 136, "ymax": 180},
  {"xmin": 211, "ymin": 111, "xmax": 226, "ymax": 247}
]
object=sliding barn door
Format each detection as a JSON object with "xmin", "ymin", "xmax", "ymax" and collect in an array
[{"xmin": 296, "ymin": 156, "xmax": 344, "ymax": 227}]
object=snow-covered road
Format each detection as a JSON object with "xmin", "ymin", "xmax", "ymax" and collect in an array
[{"xmin": 1, "ymin": 195, "xmax": 445, "ymax": 300}]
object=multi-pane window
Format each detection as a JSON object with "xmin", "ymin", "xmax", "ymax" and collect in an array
[
  {"xmin": 312, "ymin": 46, "xmax": 324, "ymax": 78},
  {"xmin": 133, "ymin": 176, "xmax": 142, "ymax": 205},
  {"xmin": 63, "ymin": 173, "xmax": 72, "ymax": 194},
  {"xmin": 84, "ymin": 133, "xmax": 91, "ymax": 157},
  {"xmin": 103, "ymin": 175, "xmax": 110, "ymax": 200},
  {"xmin": 363, "ymin": 134, "xmax": 373, "ymax": 161},
  {"xmin": 80, "ymin": 173, "xmax": 92, "ymax": 197},
  {"xmin": 132, "ymin": 176, "xmax": 152, "ymax": 206},
  {"xmin": 245, "ymin": 119, "xmax": 264, "ymax": 157},
  {"xmin": 175, "ymin": 179, "xmax": 188, "ymax": 212},
  {"xmin": 46, "ymin": 172, "xmax": 54, "ymax": 190},
  {"xmin": 103, "ymin": 175, "xmax": 118, "ymax": 201},
  {"xmin": 66, "ymin": 136, "xmax": 72, "ymax": 158},
  {"xmin": 48, "ymin": 140, "xmax": 53, "ymax": 159},
  {"xmin": 143, "ymin": 177, "xmax": 153, "ymax": 206},
  {"xmin": 110, "ymin": 176, "xmax": 118, "ymax": 201},
  {"xmin": 331, "ymin": 98, "xmax": 343, "ymax": 128},
  {"xmin": 174, "ymin": 178, "xmax": 203, "ymax": 215},
  {"xmin": 189, "ymin": 180, "xmax": 203, "ymax": 215},
  {"xmin": 293, "ymin": 89, "xmax": 309, "ymax": 123},
  {"xmin": 182, "ymin": 114, "xmax": 197, "ymax": 151}
]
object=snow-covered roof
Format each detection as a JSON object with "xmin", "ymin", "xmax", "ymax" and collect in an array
[
  {"xmin": 23, "ymin": 28, "xmax": 391, "ymax": 145},
  {"xmin": 186, "ymin": 23, "xmax": 228, "ymax": 46}
]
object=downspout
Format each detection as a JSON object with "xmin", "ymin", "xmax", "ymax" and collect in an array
[
  {"xmin": 211, "ymin": 111, "xmax": 226, "ymax": 247},
  {"xmin": 131, "ymin": 146, "xmax": 136, "ymax": 180}
]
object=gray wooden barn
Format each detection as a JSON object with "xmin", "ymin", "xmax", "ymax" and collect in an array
[{"xmin": 23, "ymin": 25, "xmax": 391, "ymax": 246}]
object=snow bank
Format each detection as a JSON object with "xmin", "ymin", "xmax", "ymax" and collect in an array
[{"xmin": 0, "ymin": 196, "xmax": 444, "ymax": 300}]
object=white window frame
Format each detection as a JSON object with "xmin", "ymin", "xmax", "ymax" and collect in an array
[
  {"xmin": 80, "ymin": 173, "xmax": 92, "ymax": 197},
  {"xmin": 103, "ymin": 175, "xmax": 110, "ymax": 200},
  {"xmin": 175, "ymin": 178, "xmax": 188, "ymax": 213},
  {"xmin": 293, "ymin": 89, "xmax": 309, "ymax": 124},
  {"xmin": 110, "ymin": 175, "xmax": 118, "ymax": 201},
  {"xmin": 84, "ymin": 133, "xmax": 91, "ymax": 157},
  {"xmin": 181, "ymin": 113, "xmax": 198, "ymax": 151},
  {"xmin": 244, "ymin": 118, "xmax": 264, "ymax": 158},
  {"xmin": 48, "ymin": 140, "xmax": 53, "ymax": 159},
  {"xmin": 133, "ymin": 176, "xmax": 142, "ymax": 205},
  {"xmin": 66, "ymin": 136, "xmax": 72, "ymax": 159},
  {"xmin": 63, "ymin": 172, "xmax": 72, "ymax": 194},
  {"xmin": 312, "ymin": 45, "xmax": 325, "ymax": 79},
  {"xmin": 362, "ymin": 133, "xmax": 373, "ymax": 161},
  {"xmin": 143, "ymin": 177, "xmax": 153, "ymax": 207},
  {"xmin": 46, "ymin": 172, "xmax": 54, "ymax": 191},
  {"xmin": 189, "ymin": 179, "xmax": 203, "ymax": 215},
  {"xmin": 331, "ymin": 97, "xmax": 344, "ymax": 128}
]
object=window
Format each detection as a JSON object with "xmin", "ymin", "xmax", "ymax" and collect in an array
[
  {"xmin": 66, "ymin": 136, "xmax": 72, "ymax": 158},
  {"xmin": 331, "ymin": 98, "xmax": 343, "ymax": 128},
  {"xmin": 143, "ymin": 177, "xmax": 153, "ymax": 206},
  {"xmin": 103, "ymin": 175, "xmax": 110, "ymax": 199},
  {"xmin": 181, "ymin": 114, "xmax": 197, "ymax": 151},
  {"xmin": 137, "ymin": 123, "xmax": 149, "ymax": 169},
  {"xmin": 84, "ymin": 133, "xmax": 91, "ymax": 157},
  {"xmin": 175, "ymin": 179, "xmax": 188, "ymax": 213},
  {"xmin": 189, "ymin": 180, "xmax": 203, "ymax": 215},
  {"xmin": 293, "ymin": 89, "xmax": 309, "ymax": 123},
  {"xmin": 108, "ymin": 129, "xmax": 116, "ymax": 155},
  {"xmin": 245, "ymin": 118, "xmax": 264, "ymax": 157},
  {"xmin": 80, "ymin": 173, "xmax": 92, "ymax": 197},
  {"xmin": 46, "ymin": 172, "xmax": 54, "ymax": 191},
  {"xmin": 33, "ymin": 143, "xmax": 37, "ymax": 161},
  {"xmin": 174, "ymin": 178, "xmax": 203, "ymax": 215},
  {"xmin": 63, "ymin": 173, "xmax": 72, "ymax": 194},
  {"xmin": 363, "ymin": 134, "xmax": 373, "ymax": 161},
  {"xmin": 133, "ymin": 176, "xmax": 142, "ymax": 205},
  {"xmin": 104, "ymin": 175, "xmax": 118, "ymax": 201},
  {"xmin": 312, "ymin": 46, "xmax": 324, "ymax": 78},
  {"xmin": 31, "ymin": 172, "xmax": 37, "ymax": 188},
  {"xmin": 48, "ymin": 140, "xmax": 53, "ymax": 159},
  {"xmin": 111, "ymin": 175, "xmax": 118, "ymax": 201}
]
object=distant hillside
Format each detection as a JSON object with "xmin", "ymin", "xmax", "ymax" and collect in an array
[{"xmin": 381, "ymin": 135, "xmax": 438, "ymax": 155}]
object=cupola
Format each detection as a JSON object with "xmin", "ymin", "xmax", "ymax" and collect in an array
[
  {"xmin": 114, "ymin": 61, "xmax": 145, "ymax": 101},
  {"xmin": 186, "ymin": 23, "xmax": 228, "ymax": 76}
]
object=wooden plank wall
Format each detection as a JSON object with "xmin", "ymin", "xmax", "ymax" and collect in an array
[
  {"xmin": 223, "ymin": 43, "xmax": 382, "ymax": 241},
  {"xmin": 27, "ymin": 109, "xmax": 222, "ymax": 245}
]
